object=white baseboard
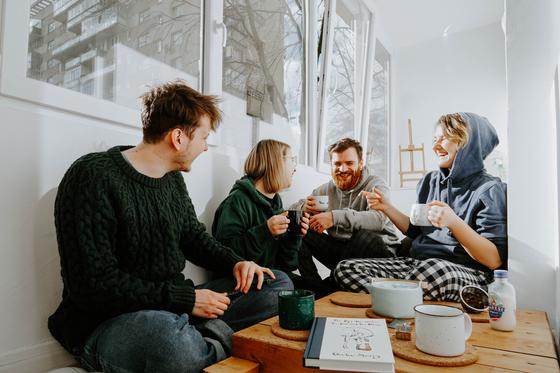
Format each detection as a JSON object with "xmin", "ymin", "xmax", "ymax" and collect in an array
[{"xmin": 0, "ymin": 339, "xmax": 76, "ymax": 373}]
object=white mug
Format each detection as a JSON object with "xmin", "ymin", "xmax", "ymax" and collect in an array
[
  {"xmin": 414, "ymin": 304, "xmax": 472, "ymax": 356},
  {"xmin": 410, "ymin": 203, "xmax": 431, "ymax": 226},
  {"xmin": 314, "ymin": 195, "xmax": 329, "ymax": 212}
]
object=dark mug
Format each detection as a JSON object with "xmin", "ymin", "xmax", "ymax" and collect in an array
[
  {"xmin": 278, "ymin": 290, "xmax": 315, "ymax": 330},
  {"xmin": 286, "ymin": 209, "xmax": 304, "ymax": 237}
]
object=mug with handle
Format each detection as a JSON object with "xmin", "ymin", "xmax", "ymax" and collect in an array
[{"xmin": 414, "ymin": 304, "xmax": 472, "ymax": 356}]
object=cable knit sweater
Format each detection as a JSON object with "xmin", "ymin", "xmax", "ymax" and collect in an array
[{"xmin": 48, "ymin": 146, "xmax": 243, "ymax": 353}]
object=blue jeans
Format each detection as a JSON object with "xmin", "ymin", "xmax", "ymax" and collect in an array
[{"xmin": 78, "ymin": 270, "xmax": 292, "ymax": 373}]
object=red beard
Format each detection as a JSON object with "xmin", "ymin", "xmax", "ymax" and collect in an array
[{"xmin": 333, "ymin": 168, "xmax": 362, "ymax": 191}]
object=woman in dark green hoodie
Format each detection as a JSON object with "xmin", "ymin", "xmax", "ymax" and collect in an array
[{"xmin": 212, "ymin": 139, "xmax": 309, "ymax": 279}]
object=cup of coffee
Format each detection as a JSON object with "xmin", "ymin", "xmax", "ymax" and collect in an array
[
  {"xmin": 314, "ymin": 195, "xmax": 329, "ymax": 212},
  {"xmin": 287, "ymin": 209, "xmax": 304, "ymax": 237},
  {"xmin": 410, "ymin": 203, "xmax": 431, "ymax": 226},
  {"xmin": 278, "ymin": 290, "xmax": 315, "ymax": 330},
  {"xmin": 414, "ymin": 304, "xmax": 472, "ymax": 356}
]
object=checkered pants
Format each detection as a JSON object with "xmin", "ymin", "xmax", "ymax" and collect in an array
[{"xmin": 333, "ymin": 257, "xmax": 492, "ymax": 301}]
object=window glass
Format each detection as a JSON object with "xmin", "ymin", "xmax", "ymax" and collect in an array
[
  {"xmin": 223, "ymin": 0, "xmax": 305, "ymax": 157},
  {"xmin": 366, "ymin": 41, "xmax": 390, "ymax": 181},
  {"xmin": 323, "ymin": 10, "xmax": 355, "ymax": 159},
  {"xmin": 27, "ymin": 0, "xmax": 202, "ymax": 108}
]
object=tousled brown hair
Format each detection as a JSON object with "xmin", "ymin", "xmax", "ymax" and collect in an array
[
  {"xmin": 140, "ymin": 80, "xmax": 222, "ymax": 143},
  {"xmin": 328, "ymin": 138, "xmax": 363, "ymax": 161},
  {"xmin": 437, "ymin": 113, "xmax": 469, "ymax": 147},
  {"xmin": 244, "ymin": 139, "xmax": 291, "ymax": 194}
]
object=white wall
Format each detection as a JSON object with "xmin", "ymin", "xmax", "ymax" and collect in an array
[
  {"xmin": 505, "ymin": 0, "xmax": 560, "ymax": 335},
  {"xmin": 391, "ymin": 22, "xmax": 507, "ymax": 188}
]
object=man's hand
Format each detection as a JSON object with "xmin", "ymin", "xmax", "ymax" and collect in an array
[
  {"xmin": 427, "ymin": 201, "xmax": 461, "ymax": 229},
  {"xmin": 309, "ymin": 212, "xmax": 334, "ymax": 233},
  {"xmin": 192, "ymin": 289, "xmax": 230, "ymax": 319},
  {"xmin": 233, "ymin": 261, "xmax": 275, "ymax": 293},
  {"xmin": 303, "ymin": 196, "xmax": 320, "ymax": 215},
  {"xmin": 267, "ymin": 213, "xmax": 289, "ymax": 236},
  {"xmin": 361, "ymin": 187, "xmax": 390, "ymax": 212}
]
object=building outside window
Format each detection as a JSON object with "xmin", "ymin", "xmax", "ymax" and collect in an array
[
  {"xmin": 26, "ymin": 0, "xmax": 203, "ymax": 108},
  {"xmin": 138, "ymin": 33, "xmax": 149, "ymax": 48},
  {"xmin": 139, "ymin": 9, "xmax": 149, "ymax": 24}
]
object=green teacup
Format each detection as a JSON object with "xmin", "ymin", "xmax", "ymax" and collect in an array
[{"xmin": 278, "ymin": 290, "xmax": 315, "ymax": 330}]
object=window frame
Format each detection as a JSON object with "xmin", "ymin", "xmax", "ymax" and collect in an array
[{"xmin": 315, "ymin": 0, "xmax": 382, "ymax": 174}]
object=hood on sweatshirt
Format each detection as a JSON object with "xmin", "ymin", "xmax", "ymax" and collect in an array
[
  {"xmin": 229, "ymin": 176, "xmax": 284, "ymax": 215},
  {"xmin": 445, "ymin": 112, "xmax": 499, "ymax": 182},
  {"xmin": 435, "ymin": 112, "xmax": 499, "ymax": 205}
]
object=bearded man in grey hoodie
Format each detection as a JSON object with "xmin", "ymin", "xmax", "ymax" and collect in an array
[{"xmin": 291, "ymin": 138, "xmax": 401, "ymax": 296}]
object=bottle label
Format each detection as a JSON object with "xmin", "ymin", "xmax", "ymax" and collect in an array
[{"xmin": 489, "ymin": 293, "xmax": 505, "ymax": 320}]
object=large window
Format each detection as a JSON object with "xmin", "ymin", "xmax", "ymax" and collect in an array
[
  {"xmin": 222, "ymin": 0, "xmax": 305, "ymax": 158},
  {"xmin": 26, "ymin": 0, "xmax": 202, "ymax": 108},
  {"xmin": 323, "ymin": 8, "xmax": 356, "ymax": 154},
  {"xmin": 366, "ymin": 41, "xmax": 390, "ymax": 182},
  {"xmin": 317, "ymin": 0, "xmax": 379, "ymax": 172},
  {"xmin": 5, "ymin": 0, "xmax": 390, "ymax": 173}
]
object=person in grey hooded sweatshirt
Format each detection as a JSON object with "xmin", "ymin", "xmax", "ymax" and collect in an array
[
  {"xmin": 291, "ymin": 138, "xmax": 400, "ymax": 296},
  {"xmin": 333, "ymin": 113, "xmax": 507, "ymax": 301}
]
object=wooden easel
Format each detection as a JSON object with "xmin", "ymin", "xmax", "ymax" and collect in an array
[{"xmin": 399, "ymin": 119, "xmax": 427, "ymax": 187}]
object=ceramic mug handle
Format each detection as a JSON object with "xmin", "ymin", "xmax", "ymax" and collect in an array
[{"xmin": 463, "ymin": 313, "xmax": 473, "ymax": 340}]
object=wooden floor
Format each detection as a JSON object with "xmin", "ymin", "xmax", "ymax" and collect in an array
[{"xmin": 214, "ymin": 291, "xmax": 560, "ymax": 373}]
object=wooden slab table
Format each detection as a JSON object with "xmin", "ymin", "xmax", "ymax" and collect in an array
[{"xmin": 231, "ymin": 291, "xmax": 559, "ymax": 372}]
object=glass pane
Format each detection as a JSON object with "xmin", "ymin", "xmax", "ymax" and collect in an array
[
  {"xmin": 317, "ymin": 0, "xmax": 324, "ymax": 60},
  {"xmin": 223, "ymin": 0, "xmax": 305, "ymax": 157},
  {"xmin": 27, "ymin": 0, "xmax": 202, "ymax": 109},
  {"xmin": 366, "ymin": 42, "xmax": 390, "ymax": 182},
  {"xmin": 322, "ymin": 10, "xmax": 356, "ymax": 160}
]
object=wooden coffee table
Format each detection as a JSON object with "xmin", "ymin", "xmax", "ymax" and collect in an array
[{"xmin": 230, "ymin": 291, "xmax": 559, "ymax": 372}]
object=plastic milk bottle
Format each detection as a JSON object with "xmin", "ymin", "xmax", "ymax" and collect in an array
[{"xmin": 488, "ymin": 270, "xmax": 516, "ymax": 331}]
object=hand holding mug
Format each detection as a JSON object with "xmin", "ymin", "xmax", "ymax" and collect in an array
[
  {"xmin": 427, "ymin": 201, "xmax": 460, "ymax": 229},
  {"xmin": 300, "ymin": 212, "xmax": 310, "ymax": 236},
  {"xmin": 303, "ymin": 195, "xmax": 320, "ymax": 215},
  {"xmin": 267, "ymin": 213, "xmax": 289, "ymax": 236}
]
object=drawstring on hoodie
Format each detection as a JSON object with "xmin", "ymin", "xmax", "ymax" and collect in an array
[{"xmin": 335, "ymin": 188, "xmax": 355, "ymax": 236}]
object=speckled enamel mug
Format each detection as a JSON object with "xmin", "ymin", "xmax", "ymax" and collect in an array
[{"xmin": 414, "ymin": 304, "xmax": 472, "ymax": 356}]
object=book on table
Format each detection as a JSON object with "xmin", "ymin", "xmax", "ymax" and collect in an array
[{"xmin": 303, "ymin": 317, "xmax": 395, "ymax": 373}]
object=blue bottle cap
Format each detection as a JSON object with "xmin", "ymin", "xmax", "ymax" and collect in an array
[{"xmin": 494, "ymin": 269, "xmax": 508, "ymax": 278}]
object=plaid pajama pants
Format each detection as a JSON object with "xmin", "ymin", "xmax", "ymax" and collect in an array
[{"xmin": 333, "ymin": 257, "xmax": 492, "ymax": 301}]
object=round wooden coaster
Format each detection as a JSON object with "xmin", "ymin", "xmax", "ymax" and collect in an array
[
  {"xmin": 270, "ymin": 321, "xmax": 310, "ymax": 341},
  {"xmin": 329, "ymin": 292, "xmax": 371, "ymax": 308},
  {"xmin": 365, "ymin": 308, "xmax": 415, "ymax": 324},
  {"xmin": 391, "ymin": 335, "xmax": 478, "ymax": 367}
]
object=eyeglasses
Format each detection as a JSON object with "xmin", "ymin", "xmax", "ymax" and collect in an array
[
  {"xmin": 283, "ymin": 155, "xmax": 298, "ymax": 164},
  {"xmin": 432, "ymin": 135, "xmax": 448, "ymax": 145}
]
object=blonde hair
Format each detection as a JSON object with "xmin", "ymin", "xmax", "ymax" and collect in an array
[
  {"xmin": 437, "ymin": 113, "xmax": 469, "ymax": 148},
  {"xmin": 244, "ymin": 139, "xmax": 291, "ymax": 194}
]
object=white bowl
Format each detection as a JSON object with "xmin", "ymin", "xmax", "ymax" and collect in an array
[{"xmin": 365, "ymin": 280, "xmax": 423, "ymax": 319}]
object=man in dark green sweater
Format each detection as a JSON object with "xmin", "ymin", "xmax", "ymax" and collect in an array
[{"xmin": 48, "ymin": 81, "xmax": 292, "ymax": 373}]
